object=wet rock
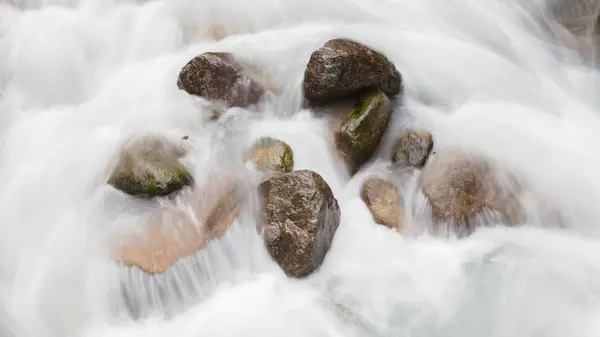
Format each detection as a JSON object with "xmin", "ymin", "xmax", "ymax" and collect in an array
[
  {"xmin": 259, "ymin": 170, "xmax": 340, "ymax": 277},
  {"xmin": 303, "ymin": 38, "xmax": 402, "ymax": 105},
  {"xmin": 177, "ymin": 52, "xmax": 265, "ymax": 108},
  {"xmin": 335, "ymin": 91, "xmax": 392, "ymax": 174},
  {"xmin": 108, "ymin": 134, "xmax": 193, "ymax": 198},
  {"xmin": 112, "ymin": 174, "xmax": 246, "ymax": 274},
  {"xmin": 247, "ymin": 137, "xmax": 294, "ymax": 173},
  {"xmin": 360, "ymin": 176, "xmax": 403, "ymax": 231},
  {"xmin": 420, "ymin": 150, "xmax": 524, "ymax": 235},
  {"xmin": 392, "ymin": 129, "xmax": 434, "ymax": 168}
]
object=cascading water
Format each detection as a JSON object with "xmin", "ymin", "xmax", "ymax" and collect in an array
[{"xmin": 2, "ymin": 0, "xmax": 600, "ymax": 336}]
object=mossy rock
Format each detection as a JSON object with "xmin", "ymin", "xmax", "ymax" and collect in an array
[
  {"xmin": 247, "ymin": 137, "xmax": 294, "ymax": 173},
  {"xmin": 108, "ymin": 134, "xmax": 193, "ymax": 198},
  {"xmin": 335, "ymin": 91, "xmax": 392, "ymax": 174}
]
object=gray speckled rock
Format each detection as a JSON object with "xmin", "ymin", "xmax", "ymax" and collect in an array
[
  {"xmin": 392, "ymin": 129, "xmax": 434, "ymax": 168},
  {"xmin": 259, "ymin": 170, "xmax": 340, "ymax": 278},
  {"xmin": 303, "ymin": 38, "xmax": 402, "ymax": 105}
]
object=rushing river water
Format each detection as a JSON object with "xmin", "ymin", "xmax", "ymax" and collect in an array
[{"xmin": 3, "ymin": 0, "xmax": 600, "ymax": 336}]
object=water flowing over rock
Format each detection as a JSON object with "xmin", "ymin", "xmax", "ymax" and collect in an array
[
  {"xmin": 108, "ymin": 134, "xmax": 193, "ymax": 198},
  {"xmin": 360, "ymin": 176, "xmax": 403, "ymax": 231},
  {"xmin": 303, "ymin": 38, "xmax": 403, "ymax": 105},
  {"xmin": 177, "ymin": 52, "xmax": 265, "ymax": 108},
  {"xmin": 392, "ymin": 129, "xmax": 434, "ymax": 168},
  {"xmin": 112, "ymin": 175, "xmax": 247, "ymax": 274},
  {"xmin": 420, "ymin": 150, "xmax": 524, "ymax": 235},
  {"xmin": 246, "ymin": 137, "xmax": 294, "ymax": 173},
  {"xmin": 335, "ymin": 91, "xmax": 392, "ymax": 174},
  {"xmin": 258, "ymin": 170, "xmax": 340, "ymax": 277}
]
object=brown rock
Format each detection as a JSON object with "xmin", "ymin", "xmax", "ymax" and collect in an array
[
  {"xmin": 393, "ymin": 129, "xmax": 434, "ymax": 168},
  {"xmin": 335, "ymin": 91, "xmax": 392, "ymax": 174},
  {"xmin": 303, "ymin": 38, "xmax": 402, "ymax": 105},
  {"xmin": 259, "ymin": 170, "xmax": 340, "ymax": 277},
  {"xmin": 360, "ymin": 176, "xmax": 403, "ymax": 230},
  {"xmin": 112, "ymin": 174, "xmax": 246, "ymax": 274},
  {"xmin": 177, "ymin": 52, "xmax": 265, "ymax": 108},
  {"xmin": 420, "ymin": 150, "xmax": 524, "ymax": 235}
]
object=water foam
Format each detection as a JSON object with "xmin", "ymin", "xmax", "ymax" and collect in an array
[{"xmin": 2, "ymin": 0, "xmax": 600, "ymax": 336}]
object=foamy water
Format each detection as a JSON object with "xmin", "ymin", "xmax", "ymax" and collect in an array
[{"xmin": 2, "ymin": 0, "xmax": 600, "ymax": 336}]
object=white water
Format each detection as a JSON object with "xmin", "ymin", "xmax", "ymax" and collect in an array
[{"xmin": 2, "ymin": 0, "xmax": 600, "ymax": 336}]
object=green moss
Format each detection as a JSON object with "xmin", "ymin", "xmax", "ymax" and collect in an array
[
  {"xmin": 336, "ymin": 90, "xmax": 392, "ymax": 174},
  {"xmin": 108, "ymin": 161, "xmax": 192, "ymax": 198},
  {"xmin": 280, "ymin": 145, "xmax": 294, "ymax": 172}
]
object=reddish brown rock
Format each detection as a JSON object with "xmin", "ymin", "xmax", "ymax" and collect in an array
[
  {"xmin": 303, "ymin": 38, "xmax": 402, "ymax": 105},
  {"xmin": 177, "ymin": 52, "xmax": 264, "ymax": 108}
]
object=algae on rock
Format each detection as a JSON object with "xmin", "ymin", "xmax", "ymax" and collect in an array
[
  {"xmin": 247, "ymin": 137, "xmax": 294, "ymax": 173},
  {"xmin": 108, "ymin": 134, "xmax": 193, "ymax": 198},
  {"xmin": 335, "ymin": 91, "xmax": 392, "ymax": 174}
]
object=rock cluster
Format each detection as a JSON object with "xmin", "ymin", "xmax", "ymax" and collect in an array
[{"xmin": 106, "ymin": 35, "xmax": 556, "ymax": 320}]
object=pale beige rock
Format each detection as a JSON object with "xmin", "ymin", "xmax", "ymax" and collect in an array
[{"xmin": 360, "ymin": 176, "xmax": 403, "ymax": 231}]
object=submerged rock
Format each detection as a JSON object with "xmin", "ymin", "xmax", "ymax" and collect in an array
[
  {"xmin": 420, "ymin": 150, "xmax": 524, "ymax": 235},
  {"xmin": 335, "ymin": 91, "xmax": 392, "ymax": 174},
  {"xmin": 259, "ymin": 170, "xmax": 340, "ymax": 277},
  {"xmin": 303, "ymin": 38, "xmax": 402, "ymax": 105},
  {"xmin": 113, "ymin": 174, "xmax": 246, "ymax": 274},
  {"xmin": 108, "ymin": 134, "xmax": 193, "ymax": 198},
  {"xmin": 392, "ymin": 129, "xmax": 434, "ymax": 168},
  {"xmin": 247, "ymin": 137, "xmax": 294, "ymax": 173},
  {"xmin": 360, "ymin": 176, "xmax": 403, "ymax": 231},
  {"xmin": 177, "ymin": 52, "xmax": 265, "ymax": 108}
]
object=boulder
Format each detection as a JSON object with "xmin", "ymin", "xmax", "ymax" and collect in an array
[
  {"xmin": 247, "ymin": 137, "xmax": 294, "ymax": 173},
  {"xmin": 360, "ymin": 176, "xmax": 403, "ymax": 231},
  {"xmin": 420, "ymin": 150, "xmax": 524, "ymax": 235},
  {"xmin": 112, "ymin": 174, "xmax": 246, "ymax": 274},
  {"xmin": 392, "ymin": 129, "xmax": 434, "ymax": 168},
  {"xmin": 259, "ymin": 170, "xmax": 340, "ymax": 277},
  {"xmin": 303, "ymin": 38, "xmax": 402, "ymax": 105},
  {"xmin": 177, "ymin": 52, "xmax": 265, "ymax": 108},
  {"xmin": 335, "ymin": 91, "xmax": 392, "ymax": 174},
  {"xmin": 108, "ymin": 134, "xmax": 193, "ymax": 198}
]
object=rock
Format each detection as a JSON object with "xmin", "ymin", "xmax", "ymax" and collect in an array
[
  {"xmin": 420, "ymin": 150, "xmax": 524, "ymax": 235},
  {"xmin": 335, "ymin": 91, "xmax": 392, "ymax": 174},
  {"xmin": 108, "ymin": 134, "xmax": 193, "ymax": 198},
  {"xmin": 360, "ymin": 176, "xmax": 403, "ymax": 230},
  {"xmin": 259, "ymin": 170, "xmax": 340, "ymax": 277},
  {"xmin": 112, "ymin": 174, "xmax": 246, "ymax": 274},
  {"xmin": 303, "ymin": 38, "xmax": 402, "ymax": 105},
  {"xmin": 246, "ymin": 137, "xmax": 294, "ymax": 173},
  {"xmin": 177, "ymin": 52, "xmax": 265, "ymax": 108},
  {"xmin": 392, "ymin": 129, "xmax": 434, "ymax": 168}
]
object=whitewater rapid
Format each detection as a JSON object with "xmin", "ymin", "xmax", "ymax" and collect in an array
[{"xmin": 2, "ymin": 0, "xmax": 600, "ymax": 336}]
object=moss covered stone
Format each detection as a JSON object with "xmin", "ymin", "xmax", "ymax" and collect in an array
[
  {"xmin": 247, "ymin": 137, "xmax": 294, "ymax": 173},
  {"xmin": 108, "ymin": 134, "xmax": 193, "ymax": 198},
  {"xmin": 335, "ymin": 91, "xmax": 392, "ymax": 174}
]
